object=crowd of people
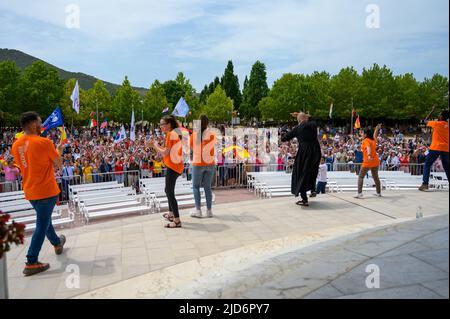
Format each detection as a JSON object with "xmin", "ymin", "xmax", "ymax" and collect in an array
[{"xmin": 0, "ymin": 120, "xmax": 445, "ymax": 197}]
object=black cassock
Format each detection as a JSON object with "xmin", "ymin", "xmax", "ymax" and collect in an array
[{"xmin": 281, "ymin": 121, "xmax": 322, "ymax": 197}]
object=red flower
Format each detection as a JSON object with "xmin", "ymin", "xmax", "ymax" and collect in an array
[{"xmin": 0, "ymin": 211, "xmax": 26, "ymax": 259}]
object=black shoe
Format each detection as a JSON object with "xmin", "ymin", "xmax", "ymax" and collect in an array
[
  {"xmin": 54, "ymin": 235, "xmax": 66, "ymax": 255},
  {"xmin": 23, "ymin": 262, "xmax": 50, "ymax": 276},
  {"xmin": 310, "ymin": 192, "xmax": 317, "ymax": 198},
  {"xmin": 296, "ymin": 200, "xmax": 309, "ymax": 207}
]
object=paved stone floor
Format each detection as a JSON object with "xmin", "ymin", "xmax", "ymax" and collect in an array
[{"xmin": 5, "ymin": 189, "xmax": 449, "ymax": 299}]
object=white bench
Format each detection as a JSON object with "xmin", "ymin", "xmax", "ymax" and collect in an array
[
  {"xmin": 74, "ymin": 187, "xmax": 136, "ymax": 205},
  {"xmin": 153, "ymin": 192, "xmax": 215, "ymax": 212},
  {"xmin": 26, "ymin": 211, "xmax": 75, "ymax": 231},
  {"xmin": 0, "ymin": 194, "xmax": 25, "ymax": 202},
  {"xmin": 0, "ymin": 190, "xmax": 24, "ymax": 198},
  {"xmin": 83, "ymin": 205, "xmax": 151, "ymax": 223},
  {"xmin": 1, "ymin": 199, "xmax": 30, "ymax": 207}
]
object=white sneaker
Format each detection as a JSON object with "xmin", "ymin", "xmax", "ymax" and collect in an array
[
  {"xmin": 372, "ymin": 193, "xmax": 382, "ymax": 197},
  {"xmin": 354, "ymin": 193, "xmax": 364, "ymax": 199},
  {"xmin": 206, "ymin": 209, "xmax": 213, "ymax": 218},
  {"xmin": 190, "ymin": 209, "xmax": 203, "ymax": 218}
]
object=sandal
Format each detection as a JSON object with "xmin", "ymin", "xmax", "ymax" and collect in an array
[
  {"xmin": 162, "ymin": 213, "xmax": 174, "ymax": 222},
  {"xmin": 165, "ymin": 221, "xmax": 182, "ymax": 228},
  {"xmin": 296, "ymin": 200, "xmax": 309, "ymax": 207}
]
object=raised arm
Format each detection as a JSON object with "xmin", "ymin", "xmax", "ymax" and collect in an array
[
  {"xmin": 374, "ymin": 124, "xmax": 381, "ymax": 140},
  {"xmin": 424, "ymin": 104, "xmax": 437, "ymax": 122}
]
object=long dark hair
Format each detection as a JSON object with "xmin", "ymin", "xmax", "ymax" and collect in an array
[
  {"xmin": 197, "ymin": 114, "xmax": 209, "ymax": 143},
  {"xmin": 161, "ymin": 115, "xmax": 179, "ymax": 130},
  {"xmin": 364, "ymin": 128, "xmax": 374, "ymax": 140}
]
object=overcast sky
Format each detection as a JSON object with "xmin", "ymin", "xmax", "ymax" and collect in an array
[{"xmin": 0, "ymin": 0, "xmax": 448, "ymax": 91}]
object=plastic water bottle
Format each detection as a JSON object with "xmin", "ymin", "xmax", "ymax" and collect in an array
[{"xmin": 416, "ymin": 206, "xmax": 423, "ymax": 219}]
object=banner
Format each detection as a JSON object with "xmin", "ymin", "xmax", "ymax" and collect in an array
[
  {"xmin": 42, "ymin": 107, "xmax": 64, "ymax": 133},
  {"xmin": 114, "ymin": 125, "xmax": 127, "ymax": 144},
  {"xmin": 172, "ymin": 97, "xmax": 190, "ymax": 118},
  {"xmin": 70, "ymin": 80, "xmax": 80, "ymax": 114},
  {"xmin": 59, "ymin": 126, "xmax": 68, "ymax": 144},
  {"xmin": 354, "ymin": 115, "xmax": 361, "ymax": 129},
  {"xmin": 130, "ymin": 110, "xmax": 136, "ymax": 141},
  {"xmin": 329, "ymin": 103, "xmax": 333, "ymax": 119}
]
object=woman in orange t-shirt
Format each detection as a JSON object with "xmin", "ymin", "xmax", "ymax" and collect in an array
[
  {"xmin": 189, "ymin": 114, "xmax": 216, "ymax": 218},
  {"xmin": 355, "ymin": 124, "xmax": 382, "ymax": 198},
  {"xmin": 149, "ymin": 115, "xmax": 184, "ymax": 228}
]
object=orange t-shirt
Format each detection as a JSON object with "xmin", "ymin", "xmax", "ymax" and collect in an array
[
  {"xmin": 11, "ymin": 135, "xmax": 60, "ymax": 200},
  {"xmin": 164, "ymin": 130, "xmax": 184, "ymax": 174},
  {"xmin": 361, "ymin": 138, "xmax": 380, "ymax": 168},
  {"xmin": 190, "ymin": 130, "xmax": 216, "ymax": 166},
  {"xmin": 428, "ymin": 121, "xmax": 449, "ymax": 152}
]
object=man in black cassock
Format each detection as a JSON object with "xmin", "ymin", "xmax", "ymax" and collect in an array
[{"xmin": 281, "ymin": 112, "xmax": 322, "ymax": 206}]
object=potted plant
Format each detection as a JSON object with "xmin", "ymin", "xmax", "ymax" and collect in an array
[{"xmin": 0, "ymin": 211, "xmax": 25, "ymax": 299}]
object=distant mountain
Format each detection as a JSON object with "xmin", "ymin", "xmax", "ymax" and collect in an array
[{"xmin": 0, "ymin": 48, "xmax": 148, "ymax": 97}]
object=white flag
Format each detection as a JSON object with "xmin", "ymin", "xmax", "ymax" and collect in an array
[
  {"xmin": 70, "ymin": 80, "xmax": 80, "ymax": 114},
  {"xmin": 130, "ymin": 109, "xmax": 136, "ymax": 141},
  {"xmin": 329, "ymin": 103, "xmax": 333, "ymax": 119},
  {"xmin": 172, "ymin": 97, "xmax": 190, "ymax": 118}
]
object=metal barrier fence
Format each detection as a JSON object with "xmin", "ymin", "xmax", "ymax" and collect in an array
[
  {"xmin": 0, "ymin": 163, "xmax": 446, "ymax": 197},
  {"xmin": 0, "ymin": 181, "xmax": 21, "ymax": 193}
]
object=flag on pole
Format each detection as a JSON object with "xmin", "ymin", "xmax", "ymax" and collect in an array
[
  {"xmin": 130, "ymin": 110, "xmax": 136, "ymax": 141},
  {"xmin": 42, "ymin": 107, "xmax": 64, "ymax": 134},
  {"xmin": 329, "ymin": 103, "xmax": 333, "ymax": 119},
  {"xmin": 114, "ymin": 125, "xmax": 127, "ymax": 144},
  {"xmin": 15, "ymin": 131, "xmax": 25, "ymax": 140},
  {"xmin": 162, "ymin": 107, "xmax": 169, "ymax": 115},
  {"xmin": 100, "ymin": 119, "xmax": 108, "ymax": 129},
  {"xmin": 172, "ymin": 97, "xmax": 190, "ymax": 118},
  {"xmin": 354, "ymin": 115, "xmax": 361, "ymax": 129},
  {"xmin": 88, "ymin": 118, "xmax": 97, "ymax": 128},
  {"xmin": 59, "ymin": 126, "xmax": 68, "ymax": 144},
  {"xmin": 70, "ymin": 80, "xmax": 80, "ymax": 114}
]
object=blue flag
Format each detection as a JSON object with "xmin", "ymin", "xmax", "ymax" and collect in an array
[
  {"xmin": 42, "ymin": 107, "xmax": 64, "ymax": 133},
  {"xmin": 172, "ymin": 97, "xmax": 190, "ymax": 118}
]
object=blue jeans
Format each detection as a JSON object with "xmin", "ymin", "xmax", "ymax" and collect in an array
[
  {"xmin": 316, "ymin": 181, "xmax": 327, "ymax": 194},
  {"xmin": 27, "ymin": 196, "xmax": 61, "ymax": 264},
  {"xmin": 192, "ymin": 165, "xmax": 215, "ymax": 210},
  {"xmin": 423, "ymin": 150, "xmax": 449, "ymax": 185}
]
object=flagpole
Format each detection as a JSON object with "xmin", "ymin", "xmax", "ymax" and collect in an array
[
  {"xmin": 96, "ymin": 97, "xmax": 99, "ymax": 137},
  {"xmin": 351, "ymin": 97, "xmax": 354, "ymax": 136}
]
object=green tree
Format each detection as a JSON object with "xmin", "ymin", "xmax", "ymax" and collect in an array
[
  {"xmin": 162, "ymin": 80, "xmax": 184, "ymax": 108},
  {"xmin": 418, "ymin": 74, "xmax": 449, "ymax": 117},
  {"xmin": 202, "ymin": 85, "xmax": 233, "ymax": 123},
  {"xmin": 258, "ymin": 73, "xmax": 303, "ymax": 121},
  {"xmin": 0, "ymin": 61, "xmax": 21, "ymax": 125},
  {"xmin": 83, "ymin": 80, "xmax": 112, "ymax": 124},
  {"xmin": 329, "ymin": 67, "xmax": 361, "ymax": 120},
  {"xmin": 142, "ymin": 80, "xmax": 168, "ymax": 123},
  {"xmin": 112, "ymin": 76, "xmax": 141, "ymax": 123},
  {"xmin": 241, "ymin": 61, "xmax": 269, "ymax": 120},
  {"xmin": 391, "ymin": 73, "xmax": 420, "ymax": 120},
  {"xmin": 220, "ymin": 60, "xmax": 242, "ymax": 110},
  {"xmin": 305, "ymin": 71, "xmax": 331, "ymax": 119},
  {"xmin": 358, "ymin": 64, "xmax": 395, "ymax": 121},
  {"xmin": 19, "ymin": 61, "xmax": 64, "ymax": 117}
]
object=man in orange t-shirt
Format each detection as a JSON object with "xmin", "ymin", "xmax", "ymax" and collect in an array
[
  {"xmin": 419, "ymin": 107, "xmax": 449, "ymax": 191},
  {"xmin": 11, "ymin": 112, "xmax": 66, "ymax": 276}
]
